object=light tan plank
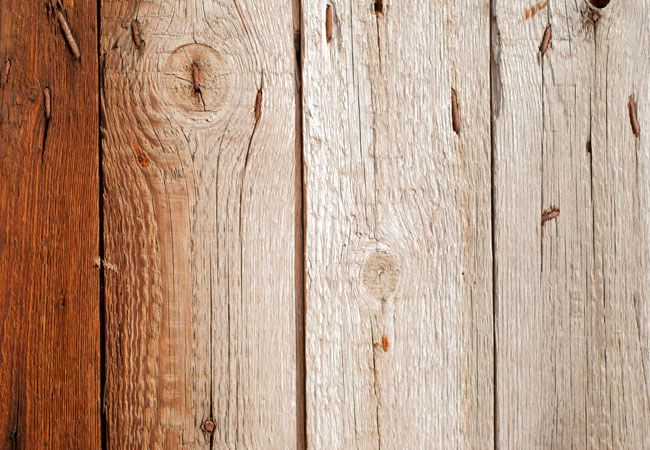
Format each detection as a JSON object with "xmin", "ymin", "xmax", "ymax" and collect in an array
[
  {"xmin": 302, "ymin": 0, "xmax": 493, "ymax": 447},
  {"xmin": 101, "ymin": 0, "xmax": 299, "ymax": 447},
  {"xmin": 493, "ymin": 0, "xmax": 650, "ymax": 447}
]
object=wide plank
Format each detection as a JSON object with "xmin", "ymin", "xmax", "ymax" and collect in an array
[
  {"xmin": 101, "ymin": 1, "xmax": 299, "ymax": 447},
  {"xmin": 0, "ymin": 0, "xmax": 100, "ymax": 448},
  {"xmin": 302, "ymin": 0, "xmax": 493, "ymax": 447},
  {"xmin": 492, "ymin": 0, "xmax": 650, "ymax": 447}
]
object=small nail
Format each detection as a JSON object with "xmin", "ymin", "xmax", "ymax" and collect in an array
[
  {"xmin": 539, "ymin": 24, "xmax": 552, "ymax": 57},
  {"xmin": 202, "ymin": 419, "xmax": 216, "ymax": 434},
  {"xmin": 57, "ymin": 11, "xmax": 81, "ymax": 59},
  {"xmin": 628, "ymin": 95, "xmax": 640, "ymax": 138},
  {"xmin": 192, "ymin": 62, "xmax": 201, "ymax": 93},
  {"xmin": 451, "ymin": 88, "xmax": 461, "ymax": 134},
  {"xmin": 254, "ymin": 88, "xmax": 263, "ymax": 123},
  {"xmin": 541, "ymin": 207, "xmax": 560, "ymax": 224},
  {"xmin": 131, "ymin": 20, "xmax": 143, "ymax": 50},
  {"xmin": 325, "ymin": 5, "xmax": 333, "ymax": 43},
  {"xmin": 2, "ymin": 59, "xmax": 10, "ymax": 85},
  {"xmin": 381, "ymin": 335, "xmax": 389, "ymax": 352},
  {"xmin": 44, "ymin": 87, "xmax": 51, "ymax": 119}
]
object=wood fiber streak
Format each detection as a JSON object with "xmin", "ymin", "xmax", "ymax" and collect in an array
[
  {"xmin": 0, "ymin": 0, "xmax": 100, "ymax": 448},
  {"xmin": 493, "ymin": 0, "xmax": 650, "ymax": 447},
  {"xmin": 101, "ymin": 0, "xmax": 299, "ymax": 448},
  {"xmin": 302, "ymin": 0, "xmax": 493, "ymax": 448}
]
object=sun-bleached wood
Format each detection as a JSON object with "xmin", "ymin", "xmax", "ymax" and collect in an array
[
  {"xmin": 301, "ymin": 0, "xmax": 493, "ymax": 447},
  {"xmin": 101, "ymin": 0, "xmax": 299, "ymax": 447},
  {"xmin": 493, "ymin": 0, "xmax": 650, "ymax": 447}
]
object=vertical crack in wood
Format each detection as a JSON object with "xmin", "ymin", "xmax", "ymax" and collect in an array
[
  {"xmin": 97, "ymin": 0, "xmax": 108, "ymax": 443},
  {"xmin": 369, "ymin": 321, "xmax": 383, "ymax": 450},
  {"xmin": 292, "ymin": 0, "xmax": 307, "ymax": 446},
  {"xmin": 41, "ymin": 88, "xmax": 52, "ymax": 162},
  {"xmin": 489, "ymin": 0, "xmax": 500, "ymax": 448}
]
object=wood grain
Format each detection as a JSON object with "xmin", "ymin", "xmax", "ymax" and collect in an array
[
  {"xmin": 0, "ymin": 0, "xmax": 100, "ymax": 448},
  {"xmin": 301, "ymin": 0, "xmax": 493, "ymax": 447},
  {"xmin": 100, "ymin": 0, "xmax": 299, "ymax": 448},
  {"xmin": 493, "ymin": 0, "xmax": 650, "ymax": 447}
]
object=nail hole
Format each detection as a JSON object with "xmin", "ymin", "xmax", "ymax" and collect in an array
[
  {"xmin": 374, "ymin": 0, "xmax": 384, "ymax": 15},
  {"xmin": 589, "ymin": 0, "xmax": 610, "ymax": 8}
]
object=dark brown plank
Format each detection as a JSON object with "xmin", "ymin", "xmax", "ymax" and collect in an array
[{"xmin": 0, "ymin": 1, "xmax": 100, "ymax": 448}]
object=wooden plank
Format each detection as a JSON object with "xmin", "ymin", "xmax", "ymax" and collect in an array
[
  {"xmin": 0, "ymin": 0, "xmax": 100, "ymax": 448},
  {"xmin": 302, "ymin": 0, "xmax": 493, "ymax": 447},
  {"xmin": 100, "ymin": 0, "xmax": 300, "ymax": 448},
  {"xmin": 493, "ymin": 0, "xmax": 650, "ymax": 447}
]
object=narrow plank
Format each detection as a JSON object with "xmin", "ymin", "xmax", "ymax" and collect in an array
[
  {"xmin": 101, "ymin": 1, "xmax": 299, "ymax": 448},
  {"xmin": 493, "ymin": 0, "xmax": 650, "ymax": 447},
  {"xmin": 590, "ymin": 2, "xmax": 650, "ymax": 446},
  {"xmin": 302, "ymin": 0, "xmax": 493, "ymax": 447},
  {"xmin": 0, "ymin": 0, "xmax": 100, "ymax": 448}
]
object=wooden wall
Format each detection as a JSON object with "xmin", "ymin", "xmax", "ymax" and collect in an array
[{"xmin": 0, "ymin": 0, "xmax": 648, "ymax": 448}]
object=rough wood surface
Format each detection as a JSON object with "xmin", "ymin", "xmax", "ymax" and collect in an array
[
  {"xmin": 493, "ymin": 0, "xmax": 650, "ymax": 447},
  {"xmin": 0, "ymin": 0, "xmax": 100, "ymax": 448},
  {"xmin": 301, "ymin": 0, "xmax": 493, "ymax": 448},
  {"xmin": 100, "ymin": 0, "xmax": 299, "ymax": 448}
]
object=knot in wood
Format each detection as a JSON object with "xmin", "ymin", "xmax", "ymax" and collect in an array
[
  {"xmin": 361, "ymin": 251, "xmax": 399, "ymax": 300},
  {"xmin": 164, "ymin": 43, "xmax": 226, "ymax": 116}
]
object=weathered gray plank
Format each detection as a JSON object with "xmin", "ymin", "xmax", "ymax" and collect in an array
[
  {"xmin": 302, "ymin": 0, "xmax": 493, "ymax": 447},
  {"xmin": 101, "ymin": 1, "xmax": 299, "ymax": 447},
  {"xmin": 493, "ymin": 0, "xmax": 650, "ymax": 447}
]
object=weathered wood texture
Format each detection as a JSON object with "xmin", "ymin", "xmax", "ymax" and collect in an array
[
  {"xmin": 0, "ymin": 0, "xmax": 100, "ymax": 448},
  {"xmin": 101, "ymin": 0, "xmax": 299, "ymax": 448},
  {"xmin": 493, "ymin": 0, "xmax": 650, "ymax": 448},
  {"xmin": 302, "ymin": 0, "xmax": 493, "ymax": 447}
]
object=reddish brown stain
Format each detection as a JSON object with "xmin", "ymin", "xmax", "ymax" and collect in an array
[
  {"xmin": 523, "ymin": 0, "xmax": 547, "ymax": 20},
  {"xmin": 629, "ymin": 95, "xmax": 640, "ymax": 138},
  {"xmin": 381, "ymin": 335, "xmax": 389, "ymax": 352},
  {"xmin": 133, "ymin": 144, "xmax": 150, "ymax": 168},
  {"xmin": 325, "ymin": 5, "xmax": 333, "ymax": 43},
  {"xmin": 541, "ymin": 207, "xmax": 560, "ymax": 224},
  {"xmin": 254, "ymin": 88, "xmax": 263, "ymax": 123}
]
